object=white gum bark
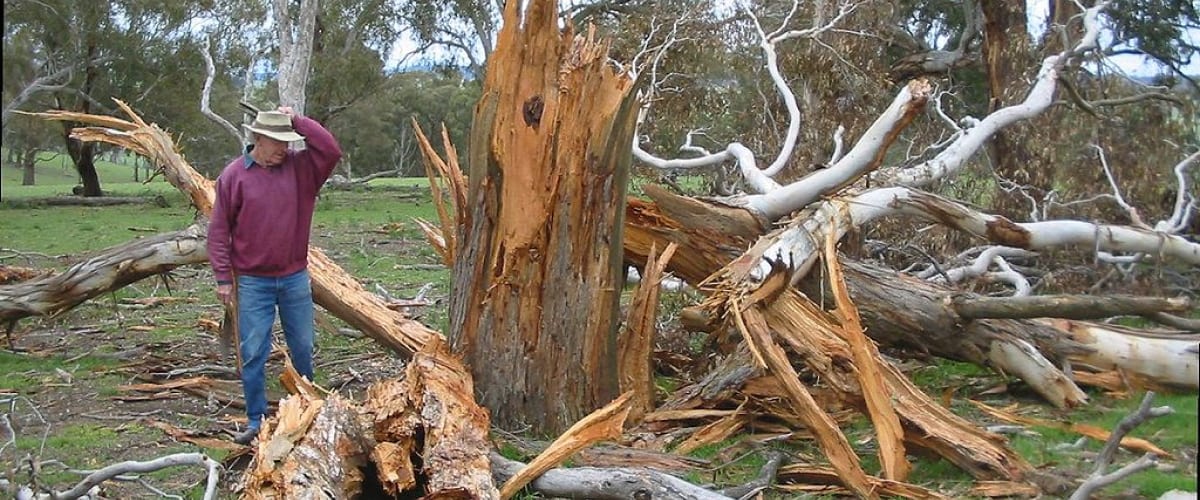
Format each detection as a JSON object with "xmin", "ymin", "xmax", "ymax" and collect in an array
[
  {"xmin": 746, "ymin": 80, "xmax": 932, "ymax": 220},
  {"xmin": 1048, "ymin": 320, "xmax": 1200, "ymax": 391}
]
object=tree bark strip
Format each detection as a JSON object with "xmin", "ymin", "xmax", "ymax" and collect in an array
[
  {"xmin": 500, "ymin": 392, "xmax": 633, "ymax": 498},
  {"xmin": 823, "ymin": 226, "xmax": 909, "ymax": 482},
  {"xmin": 446, "ymin": 0, "xmax": 638, "ymax": 433}
]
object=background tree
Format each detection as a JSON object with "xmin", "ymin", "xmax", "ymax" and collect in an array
[{"xmin": 2, "ymin": 0, "xmax": 210, "ymax": 195}]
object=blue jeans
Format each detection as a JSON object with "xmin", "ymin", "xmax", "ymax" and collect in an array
[{"xmin": 236, "ymin": 269, "xmax": 315, "ymax": 428}]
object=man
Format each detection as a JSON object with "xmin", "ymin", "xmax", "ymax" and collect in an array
[{"xmin": 207, "ymin": 106, "xmax": 342, "ymax": 445}]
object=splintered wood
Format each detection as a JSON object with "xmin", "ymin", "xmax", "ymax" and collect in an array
[
  {"xmin": 364, "ymin": 341, "xmax": 497, "ymax": 498},
  {"xmin": 619, "ymin": 243, "xmax": 678, "ymax": 426},
  {"xmin": 238, "ymin": 341, "xmax": 496, "ymax": 498},
  {"xmin": 240, "ymin": 393, "xmax": 370, "ymax": 499},
  {"xmin": 433, "ymin": 0, "xmax": 638, "ymax": 434},
  {"xmin": 412, "ymin": 120, "xmax": 466, "ymax": 267},
  {"xmin": 823, "ymin": 219, "xmax": 908, "ymax": 482},
  {"xmin": 499, "ymin": 392, "xmax": 633, "ymax": 498}
]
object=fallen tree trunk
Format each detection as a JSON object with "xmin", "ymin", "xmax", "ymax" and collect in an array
[
  {"xmin": 12, "ymin": 195, "xmax": 169, "ymax": 208},
  {"xmin": 627, "ymin": 186, "xmax": 1198, "ymax": 394},
  {"xmin": 24, "ymin": 102, "xmax": 438, "ymax": 358},
  {"xmin": 624, "ymin": 186, "xmax": 1088, "ymax": 407},
  {"xmin": 0, "ymin": 223, "xmax": 208, "ymax": 322},
  {"xmin": 952, "ymin": 295, "xmax": 1192, "ymax": 320},
  {"xmin": 1047, "ymin": 320, "xmax": 1200, "ymax": 391}
]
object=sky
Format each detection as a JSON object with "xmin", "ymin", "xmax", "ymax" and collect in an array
[{"xmin": 1026, "ymin": 0, "xmax": 1200, "ymax": 77}]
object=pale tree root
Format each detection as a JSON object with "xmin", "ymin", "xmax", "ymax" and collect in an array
[{"xmin": 1068, "ymin": 392, "xmax": 1173, "ymax": 500}]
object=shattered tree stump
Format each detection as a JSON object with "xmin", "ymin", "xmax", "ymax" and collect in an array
[{"xmin": 430, "ymin": 0, "xmax": 640, "ymax": 434}]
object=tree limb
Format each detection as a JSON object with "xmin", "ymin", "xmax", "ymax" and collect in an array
[
  {"xmin": 199, "ymin": 36, "xmax": 243, "ymax": 148},
  {"xmin": 873, "ymin": 2, "xmax": 1109, "ymax": 187},
  {"xmin": 54, "ymin": 453, "xmax": 220, "ymax": 500},
  {"xmin": 1068, "ymin": 392, "xmax": 1171, "ymax": 500},
  {"xmin": 952, "ymin": 295, "xmax": 1192, "ymax": 320}
]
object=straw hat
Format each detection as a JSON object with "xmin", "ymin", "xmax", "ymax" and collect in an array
[{"xmin": 243, "ymin": 111, "xmax": 303, "ymax": 142}]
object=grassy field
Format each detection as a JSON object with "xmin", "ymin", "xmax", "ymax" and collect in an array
[{"xmin": 0, "ymin": 162, "xmax": 1196, "ymax": 498}]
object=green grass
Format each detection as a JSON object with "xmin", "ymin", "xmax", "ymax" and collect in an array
[
  {"xmin": 0, "ymin": 202, "xmax": 195, "ymax": 257},
  {"xmin": 0, "ymin": 350, "xmax": 123, "ymax": 389}
]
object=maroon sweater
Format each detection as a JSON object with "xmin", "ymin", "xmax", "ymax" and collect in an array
[{"xmin": 207, "ymin": 115, "xmax": 342, "ymax": 284}]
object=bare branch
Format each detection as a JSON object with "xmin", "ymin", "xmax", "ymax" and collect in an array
[
  {"xmin": 874, "ymin": 2, "xmax": 1110, "ymax": 187},
  {"xmin": 952, "ymin": 295, "xmax": 1192, "ymax": 320},
  {"xmin": 745, "ymin": 80, "xmax": 932, "ymax": 219},
  {"xmin": 55, "ymin": 453, "xmax": 221, "ymax": 500},
  {"xmin": 988, "ymin": 256, "xmax": 1032, "ymax": 296},
  {"xmin": 878, "ymin": 188, "xmax": 1200, "ymax": 264},
  {"xmin": 199, "ymin": 36, "xmax": 243, "ymax": 148},
  {"xmin": 1156, "ymin": 151, "xmax": 1199, "ymax": 233},
  {"xmin": 1068, "ymin": 392, "xmax": 1171, "ymax": 500},
  {"xmin": 1091, "ymin": 144, "xmax": 1148, "ymax": 229},
  {"xmin": 922, "ymin": 246, "xmax": 1037, "ymax": 283},
  {"xmin": 1145, "ymin": 312, "xmax": 1200, "ymax": 332},
  {"xmin": 828, "ymin": 125, "xmax": 846, "ymax": 164}
]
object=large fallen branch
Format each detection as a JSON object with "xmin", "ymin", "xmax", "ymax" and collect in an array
[
  {"xmin": 951, "ymin": 295, "xmax": 1192, "ymax": 320},
  {"xmin": 0, "ymin": 223, "xmax": 208, "ymax": 322},
  {"xmin": 8, "ymin": 195, "xmax": 169, "ymax": 207},
  {"xmin": 22, "ymin": 101, "xmax": 438, "ymax": 357},
  {"xmin": 21, "ymin": 101, "xmax": 501, "ymax": 495},
  {"xmin": 624, "ymin": 186, "xmax": 1090, "ymax": 409}
]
